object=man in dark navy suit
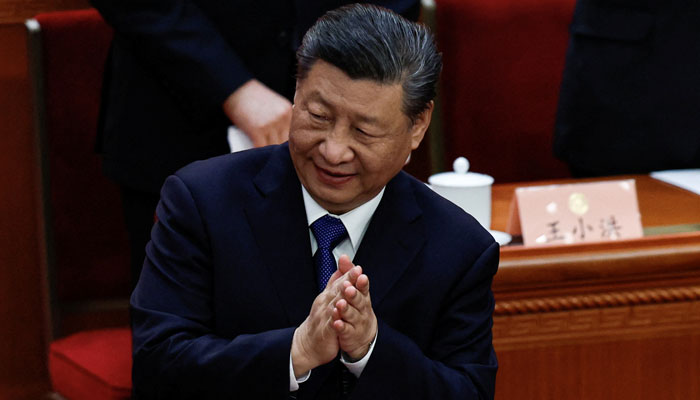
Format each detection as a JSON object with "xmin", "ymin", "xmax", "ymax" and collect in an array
[
  {"xmin": 555, "ymin": 0, "xmax": 700, "ymax": 177},
  {"xmin": 91, "ymin": 0, "xmax": 421, "ymax": 288},
  {"xmin": 131, "ymin": 5, "xmax": 499, "ymax": 399}
]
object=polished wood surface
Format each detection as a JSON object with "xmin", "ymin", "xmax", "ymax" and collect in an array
[{"xmin": 491, "ymin": 175, "xmax": 700, "ymax": 400}]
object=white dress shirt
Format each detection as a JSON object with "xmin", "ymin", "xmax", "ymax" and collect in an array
[{"xmin": 289, "ymin": 185, "xmax": 385, "ymax": 391}]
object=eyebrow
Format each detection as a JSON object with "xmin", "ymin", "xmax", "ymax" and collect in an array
[{"xmin": 356, "ymin": 114, "xmax": 380, "ymax": 125}]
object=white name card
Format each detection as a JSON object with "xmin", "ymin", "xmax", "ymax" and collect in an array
[{"xmin": 508, "ymin": 179, "xmax": 644, "ymax": 246}]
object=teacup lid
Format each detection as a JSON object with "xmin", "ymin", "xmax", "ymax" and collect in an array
[{"xmin": 428, "ymin": 157, "xmax": 494, "ymax": 187}]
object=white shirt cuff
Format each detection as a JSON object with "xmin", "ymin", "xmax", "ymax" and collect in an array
[
  {"xmin": 340, "ymin": 331, "xmax": 378, "ymax": 378},
  {"xmin": 289, "ymin": 353, "xmax": 311, "ymax": 391}
]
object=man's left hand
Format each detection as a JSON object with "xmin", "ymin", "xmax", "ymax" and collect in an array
[{"xmin": 331, "ymin": 261, "xmax": 377, "ymax": 361}]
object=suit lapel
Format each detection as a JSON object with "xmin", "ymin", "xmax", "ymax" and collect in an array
[
  {"xmin": 244, "ymin": 144, "xmax": 317, "ymax": 326},
  {"xmin": 354, "ymin": 173, "xmax": 426, "ymax": 308},
  {"xmin": 245, "ymin": 146, "xmax": 340, "ymax": 399}
]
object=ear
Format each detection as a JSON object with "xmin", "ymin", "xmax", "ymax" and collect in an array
[
  {"xmin": 409, "ymin": 101, "xmax": 434, "ymax": 151},
  {"xmin": 292, "ymin": 85, "xmax": 299, "ymax": 105}
]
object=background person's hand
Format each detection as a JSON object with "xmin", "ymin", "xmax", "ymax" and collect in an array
[{"xmin": 222, "ymin": 79, "xmax": 292, "ymax": 147}]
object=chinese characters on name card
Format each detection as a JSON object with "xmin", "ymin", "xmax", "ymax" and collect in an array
[{"xmin": 513, "ymin": 179, "xmax": 644, "ymax": 246}]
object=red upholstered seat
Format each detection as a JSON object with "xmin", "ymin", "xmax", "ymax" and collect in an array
[
  {"xmin": 49, "ymin": 328, "xmax": 132, "ymax": 400},
  {"xmin": 28, "ymin": 9, "xmax": 133, "ymax": 400}
]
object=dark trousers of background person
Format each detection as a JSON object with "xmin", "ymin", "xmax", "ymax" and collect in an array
[{"xmin": 554, "ymin": 0, "xmax": 700, "ymax": 177}]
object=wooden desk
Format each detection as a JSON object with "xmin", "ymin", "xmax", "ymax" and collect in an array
[{"xmin": 490, "ymin": 175, "xmax": 700, "ymax": 400}]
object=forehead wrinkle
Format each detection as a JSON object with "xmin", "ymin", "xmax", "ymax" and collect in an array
[{"xmin": 305, "ymin": 89, "xmax": 333, "ymax": 109}]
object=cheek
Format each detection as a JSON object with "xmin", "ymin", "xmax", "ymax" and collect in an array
[
  {"xmin": 355, "ymin": 148, "xmax": 391, "ymax": 175},
  {"xmin": 289, "ymin": 125, "xmax": 315, "ymax": 154},
  {"xmin": 361, "ymin": 144, "xmax": 410, "ymax": 175},
  {"xmin": 290, "ymin": 114, "xmax": 324, "ymax": 149}
]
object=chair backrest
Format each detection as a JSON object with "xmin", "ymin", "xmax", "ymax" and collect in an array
[
  {"xmin": 434, "ymin": 0, "xmax": 574, "ymax": 183},
  {"xmin": 28, "ymin": 9, "xmax": 130, "ymax": 337}
]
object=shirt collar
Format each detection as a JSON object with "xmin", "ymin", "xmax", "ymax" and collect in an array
[{"xmin": 301, "ymin": 185, "xmax": 385, "ymax": 251}]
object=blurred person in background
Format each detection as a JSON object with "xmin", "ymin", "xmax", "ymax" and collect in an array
[{"xmin": 555, "ymin": 0, "xmax": 700, "ymax": 177}]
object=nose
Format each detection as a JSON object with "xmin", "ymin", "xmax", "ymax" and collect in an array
[{"xmin": 319, "ymin": 127, "xmax": 354, "ymax": 165}]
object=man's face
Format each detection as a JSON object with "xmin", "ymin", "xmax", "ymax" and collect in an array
[{"xmin": 289, "ymin": 60, "xmax": 432, "ymax": 214}]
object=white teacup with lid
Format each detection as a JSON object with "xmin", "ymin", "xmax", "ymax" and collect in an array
[{"xmin": 428, "ymin": 157, "xmax": 494, "ymax": 230}]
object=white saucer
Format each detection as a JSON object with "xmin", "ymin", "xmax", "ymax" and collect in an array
[{"xmin": 488, "ymin": 230, "xmax": 512, "ymax": 246}]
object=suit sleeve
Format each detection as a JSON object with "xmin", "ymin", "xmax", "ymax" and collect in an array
[
  {"xmin": 352, "ymin": 242, "xmax": 500, "ymax": 399},
  {"xmin": 91, "ymin": 0, "xmax": 250, "ymax": 111},
  {"xmin": 130, "ymin": 175, "xmax": 293, "ymax": 399}
]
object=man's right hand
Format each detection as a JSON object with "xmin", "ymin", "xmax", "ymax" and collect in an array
[
  {"xmin": 291, "ymin": 258, "xmax": 360, "ymax": 378},
  {"xmin": 222, "ymin": 79, "xmax": 292, "ymax": 147}
]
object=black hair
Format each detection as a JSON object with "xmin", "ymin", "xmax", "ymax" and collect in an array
[{"xmin": 296, "ymin": 4, "xmax": 442, "ymax": 123}]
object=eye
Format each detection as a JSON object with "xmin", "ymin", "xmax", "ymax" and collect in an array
[
  {"xmin": 355, "ymin": 126, "xmax": 375, "ymax": 137},
  {"xmin": 308, "ymin": 111, "xmax": 329, "ymax": 122}
]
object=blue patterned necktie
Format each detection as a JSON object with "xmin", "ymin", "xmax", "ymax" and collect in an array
[{"xmin": 310, "ymin": 215, "xmax": 348, "ymax": 291}]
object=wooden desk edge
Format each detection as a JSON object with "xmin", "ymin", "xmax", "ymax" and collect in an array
[{"xmin": 495, "ymin": 232, "xmax": 700, "ymax": 291}]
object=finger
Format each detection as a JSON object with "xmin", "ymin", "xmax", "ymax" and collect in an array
[
  {"xmin": 326, "ymin": 265, "xmax": 363, "ymax": 299},
  {"xmin": 335, "ymin": 298, "xmax": 348, "ymax": 314},
  {"xmin": 265, "ymin": 128, "xmax": 278, "ymax": 147},
  {"xmin": 263, "ymin": 129, "xmax": 276, "ymax": 147},
  {"xmin": 337, "ymin": 300, "xmax": 361, "ymax": 325},
  {"xmin": 277, "ymin": 126, "xmax": 290, "ymax": 144},
  {"xmin": 337, "ymin": 255, "xmax": 354, "ymax": 275},
  {"xmin": 270, "ymin": 128, "xmax": 283, "ymax": 145},
  {"xmin": 332, "ymin": 306, "xmax": 341, "ymax": 323},
  {"xmin": 347, "ymin": 265, "xmax": 362, "ymax": 284},
  {"xmin": 335, "ymin": 265, "xmax": 361, "ymax": 291},
  {"xmin": 343, "ymin": 284, "xmax": 357, "ymax": 300},
  {"xmin": 247, "ymin": 129, "xmax": 267, "ymax": 148},
  {"xmin": 341, "ymin": 283, "xmax": 365, "ymax": 311},
  {"xmin": 332, "ymin": 318, "xmax": 346, "ymax": 334},
  {"xmin": 326, "ymin": 267, "xmax": 344, "ymax": 287},
  {"xmin": 327, "ymin": 260, "xmax": 358, "ymax": 288},
  {"xmin": 324, "ymin": 302, "xmax": 340, "ymax": 331},
  {"xmin": 325, "ymin": 271, "xmax": 351, "ymax": 296},
  {"xmin": 355, "ymin": 274, "xmax": 370, "ymax": 295},
  {"xmin": 343, "ymin": 284, "xmax": 370, "ymax": 311}
]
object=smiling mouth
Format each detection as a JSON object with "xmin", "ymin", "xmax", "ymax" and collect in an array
[{"xmin": 315, "ymin": 165, "xmax": 355, "ymax": 185}]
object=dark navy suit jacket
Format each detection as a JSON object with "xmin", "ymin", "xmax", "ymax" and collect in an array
[
  {"xmin": 555, "ymin": 0, "xmax": 700, "ymax": 175},
  {"xmin": 131, "ymin": 144, "xmax": 499, "ymax": 399},
  {"xmin": 91, "ymin": 0, "xmax": 420, "ymax": 193}
]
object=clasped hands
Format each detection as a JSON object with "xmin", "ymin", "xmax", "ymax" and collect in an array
[{"xmin": 291, "ymin": 255, "xmax": 377, "ymax": 378}]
